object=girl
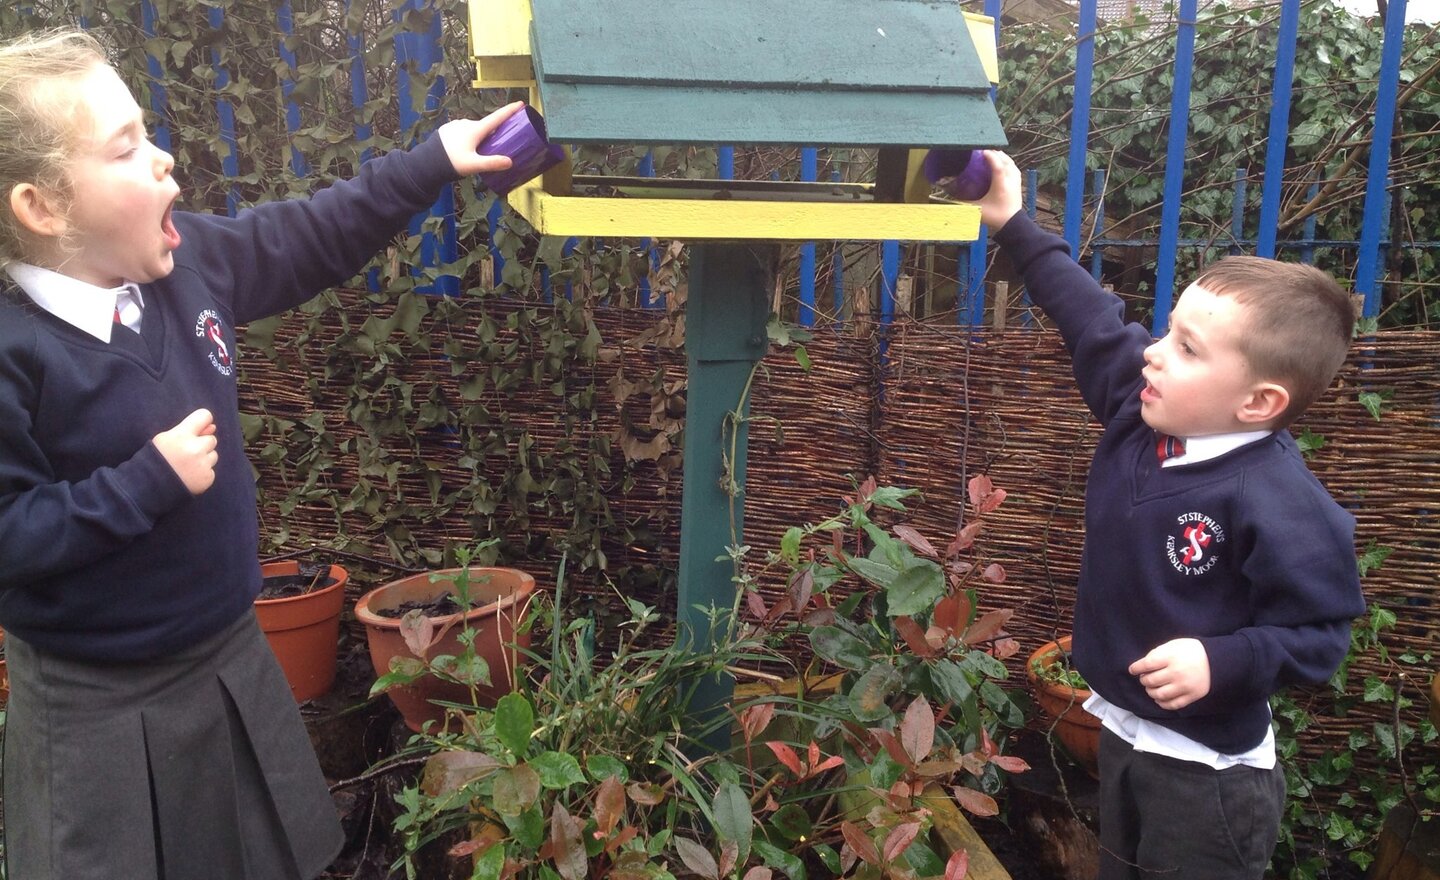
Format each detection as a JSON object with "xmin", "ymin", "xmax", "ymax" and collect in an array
[{"xmin": 0, "ymin": 28, "xmax": 522, "ymax": 880}]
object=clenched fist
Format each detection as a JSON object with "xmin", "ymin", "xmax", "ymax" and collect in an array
[{"xmin": 153, "ymin": 408, "xmax": 219, "ymax": 495}]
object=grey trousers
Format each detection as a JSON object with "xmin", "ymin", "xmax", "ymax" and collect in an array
[{"xmin": 1098, "ymin": 727, "xmax": 1286, "ymax": 880}]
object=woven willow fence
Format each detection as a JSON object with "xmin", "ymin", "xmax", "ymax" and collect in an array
[{"xmin": 240, "ymin": 295, "xmax": 1437, "ymax": 777}]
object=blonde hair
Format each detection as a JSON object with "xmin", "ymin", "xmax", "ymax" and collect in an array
[
  {"xmin": 0, "ymin": 28, "xmax": 110, "ymax": 271},
  {"xmin": 1192, "ymin": 256, "xmax": 1355, "ymax": 427}
]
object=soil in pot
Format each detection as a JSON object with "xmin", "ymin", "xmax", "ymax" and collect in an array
[{"xmin": 259, "ymin": 561, "xmax": 340, "ymax": 601}]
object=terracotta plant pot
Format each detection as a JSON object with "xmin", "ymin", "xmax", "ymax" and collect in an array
[
  {"xmin": 354, "ymin": 567, "xmax": 536, "ymax": 732},
  {"xmin": 1027, "ymin": 635, "xmax": 1101, "ymax": 779},
  {"xmin": 256, "ymin": 562, "xmax": 348, "ymax": 702}
]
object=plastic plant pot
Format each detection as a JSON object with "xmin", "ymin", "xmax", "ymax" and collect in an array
[
  {"xmin": 477, "ymin": 105, "xmax": 567, "ymax": 196},
  {"xmin": 922, "ymin": 148, "xmax": 993, "ymax": 202}
]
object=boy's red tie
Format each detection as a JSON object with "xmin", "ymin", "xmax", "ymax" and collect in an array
[{"xmin": 1156, "ymin": 433, "xmax": 1185, "ymax": 462}]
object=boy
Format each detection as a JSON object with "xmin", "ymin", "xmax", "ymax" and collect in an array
[{"xmin": 974, "ymin": 151, "xmax": 1366, "ymax": 879}]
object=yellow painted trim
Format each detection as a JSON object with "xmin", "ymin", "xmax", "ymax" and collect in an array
[
  {"xmin": 905, "ymin": 149, "xmax": 932, "ymax": 204},
  {"xmin": 964, "ymin": 12, "xmax": 1000, "ymax": 85},
  {"xmin": 469, "ymin": 0, "xmax": 533, "ymax": 59},
  {"xmin": 508, "ymin": 179, "xmax": 981, "ymax": 241}
]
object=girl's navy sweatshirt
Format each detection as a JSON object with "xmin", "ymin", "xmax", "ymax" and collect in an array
[
  {"xmin": 0, "ymin": 135, "xmax": 457, "ymax": 662},
  {"xmin": 994, "ymin": 212, "xmax": 1366, "ymax": 754}
]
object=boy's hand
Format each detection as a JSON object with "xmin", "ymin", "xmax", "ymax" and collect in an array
[
  {"xmin": 437, "ymin": 101, "xmax": 527, "ymax": 176},
  {"xmin": 1128, "ymin": 638, "xmax": 1211, "ymax": 710},
  {"xmin": 975, "ymin": 150, "xmax": 1023, "ymax": 231},
  {"xmin": 153, "ymin": 408, "xmax": 219, "ymax": 495}
]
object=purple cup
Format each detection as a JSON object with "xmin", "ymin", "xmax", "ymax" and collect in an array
[
  {"xmin": 922, "ymin": 148, "xmax": 993, "ymax": 201},
  {"xmin": 477, "ymin": 106, "xmax": 567, "ymax": 196}
]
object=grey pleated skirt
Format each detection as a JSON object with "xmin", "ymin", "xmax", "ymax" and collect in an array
[{"xmin": 1, "ymin": 609, "xmax": 343, "ymax": 880}]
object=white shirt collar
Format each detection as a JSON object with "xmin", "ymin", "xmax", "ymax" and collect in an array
[
  {"xmin": 5, "ymin": 263, "xmax": 143, "ymax": 343},
  {"xmin": 1161, "ymin": 429, "xmax": 1272, "ymax": 467}
]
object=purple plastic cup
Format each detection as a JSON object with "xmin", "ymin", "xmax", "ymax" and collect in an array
[
  {"xmin": 922, "ymin": 148, "xmax": 993, "ymax": 201},
  {"xmin": 477, "ymin": 105, "xmax": 567, "ymax": 196}
]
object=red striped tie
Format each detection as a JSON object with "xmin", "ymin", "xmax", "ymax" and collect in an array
[{"xmin": 1156, "ymin": 433, "xmax": 1185, "ymax": 463}]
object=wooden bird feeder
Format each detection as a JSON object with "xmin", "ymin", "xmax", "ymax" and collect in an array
[{"xmin": 469, "ymin": 0, "xmax": 1005, "ymax": 745}]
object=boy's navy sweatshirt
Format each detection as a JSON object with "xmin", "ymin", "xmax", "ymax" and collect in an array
[
  {"xmin": 0, "ymin": 135, "xmax": 458, "ymax": 662},
  {"xmin": 994, "ymin": 212, "xmax": 1366, "ymax": 754}
]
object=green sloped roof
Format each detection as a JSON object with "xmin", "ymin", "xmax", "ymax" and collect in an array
[{"xmin": 528, "ymin": 0, "xmax": 1006, "ymax": 148}]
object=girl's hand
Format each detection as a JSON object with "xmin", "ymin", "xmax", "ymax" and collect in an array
[
  {"xmin": 975, "ymin": 150, "xmax": 1024, "ymax": 231},
  {"xmin": 153, "ymin": 408, "xmax": 219, "ymax": 495},
  {"xmin": 437, "ymin": 101, "xmax": 527, "ymax": 176}
]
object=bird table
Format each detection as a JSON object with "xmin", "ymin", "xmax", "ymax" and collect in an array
[{"xmin": 471, "ymin": 0, "xmax": 1006, "ymax": 747}]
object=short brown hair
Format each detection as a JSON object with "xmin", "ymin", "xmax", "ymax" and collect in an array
[
  {"xmin": 1192, "ymin": 256, "xmax": 1354, "ymax": 427},
  {"xmin": 0, "ymin": 28, "xmax": 111, "ymax": 270}
]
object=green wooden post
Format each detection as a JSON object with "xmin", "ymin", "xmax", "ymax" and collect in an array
[{"xmin": 678, "ymin": 241, "xmax": 774, "ymax": 751}]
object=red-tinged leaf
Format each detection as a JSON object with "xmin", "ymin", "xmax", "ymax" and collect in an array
[
  {"xmin": 925, "ymin": 625, "xmax": 948, "ymax": 650},
  {"xmin": 718, "ymin": 841, "xmax": 739, "ymax": 877},
  {"xmin": 764, "ymin": 793, "xmax": 780, "ymax": 812},
  {"xmin": 802, "ymin": 607, "xmax": 836, "ymax": 627},
  {"xmin": 933, "ymin": 593, "xmax": 971, "ymax": 634},
  {"xmin": 982, "ymin": 563, "xmax": 1006, "ymax": 585},
  {"xmin": 978, "ymin": 487, "xmax": 1007, "ymax": 515},
  {"xmin": 888, "ymin": 781, "xmax": 913, "ymax": 811},
  {"xmin": 764, "ymin": 595, "xmax": 794, "ymax": 626},
  {"xmin": 962, "ymin": 609, "xmax": 1014, "ymax": 646},
  {"xmin": 946, "ymin": 521, "xmax": 983, "ymax": 556},
  {"xmin": 859, "ymin": 476, "xmax": 878, "ymax": 503},
  {"xmin": 788, "ymin": 567, "xmax": 814, "ymax": 612},
  {"xmin": 989, "ymin": 754, "xmax": 1031, "ymax": 773},
  {"xmin": 914, "ymin": 760, "xmax": 965, "ymax": 777},
  {"xmin": 832, "ymin": 528, "xmax": 846, "ymax": 557},
  {"xmin": 980, "ymin": 726, "xmax": 997, "ymax": 757},
  {"xmin": 894, "ymin": 615, "xmax": 939, "ymax": 658},
  {"xmin": 765, "ymin": 741, "xmax": 805, "ymax": 777},
  {"xmin": 741, "ymin": 702, "xmax": 776, "ymax": 742},
  {"xmin": 604, "ymin": 825, "xmax": 639, "ymax": 854},
  {"xmin": 743, "ymin": 868, "xmax": 775, "ymax": 880},
  {"xmin": 883, "ymin": 822, "xmax": 923, "ymax": 864},
  {"xmin": 870, "ymin": 728, "xmax": 914, "ymax": 769},
  {"xmin": 812, "ymin": 754, "xmax": 846, "ymax": 775},
  {"xmin": 447, "ymin": 837, "xmax": 488, "ymax": 858},
  {"xmin": 807, "ymin": 740, "xmax": 822, "ymax": 774},
  {"xmin": 745, "ymin": 589, "xmax": 769, "ymax": 622},
  {"xmin": 594, "ymin": 774, "xmax": 626, "ymax": 836},
  {"xmin": 840, "ymin": 821, "xmax": 881, "ymax": 866},
  {"xmin": 421, "ymin": 750, "xmax": 502, "ymax": 796},
  {"xmin": 966, "ymin": 475, "xmax": 994, "ymax": 510},
  {"xmin": 900, "ymin": 696, "xmax": 935, "ymax": 763},
  {"xmin": 399, "ymin": 609, "xmax": 435, "ymax": 658},
  {"xmin": 675, "ymin": 837, "xmax": 719, "ymax": 880},
  {"xmin": 627, "ymin": 781, "xmax": 665, "ymax": 806},
  {"xmin": 893, "ymin": 524, "xmax": 938, "ymax": 558},
  {"xmin": 992, "ymin": 636, "xmax": 1020, "ymax": 660},
  {"xmin": 945, "ymin": 847, "xmax": 971, "ymax": 880},
  {"xmin": 549, "ymin": 803, "xmax": 587, "ymax": 880},
  {"xmin": 951, "ymin": 785, "xmax": 999, "ymax": 817}
]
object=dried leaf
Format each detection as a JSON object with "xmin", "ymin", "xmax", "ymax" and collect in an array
[
  {"xmin": 788, "ymin": 567, "xmax": 814, "ymax": 613},
  {"xmin": 627, "ymin": 781, "xmax": 665, "ymax": 806},
  {"xmin": 966, "ymin": 475, "xmax": 994, "ymax": 510},
  {"xmin": 900, "ymin": 696, "xmax": 935, "ymax": 763},
  {"xmin": 675, "ymin": 837, "xmax": 719, "ymax": 880},
  {"xmin": 962, "ymin": 609, "xmax": 1014, "ymax": 645},
  {"xmin": 741, "ymin": 702, "xmax": 776, "ymax": 742},
  {"xmin": 399, "ymin": 608, "xmax": 435, "ymax": 658},
  {"xmin": 594, "ymin": 774, "xmax": 626, "ymax": 836},
  {"xmin": 989, "ymin": 754, "xmax": 1031, "ymax": 773},
  {"xmin": 951, "ymin": 785, "xmax": 999, "ymax": 817},
  {"xmin": 549, "ymin": 803, "xmax": 587, "ymax": 880},
  {"xmin": 745, "ymin": 589, "xmax": 769, "ymax": 622},
  {"xmin": 982, "ymin": 563, "xmax": 1007, "ymax": 585},
  {"xmin": 420, "ymin": 750, "xmax": 502, "ymax": 797},
  {"xmin": 946, "ymin": 521, "xmax": 983, "ymax": 556},
  {"xmin": 893, "ymin": 524, "xmax": 938, "ymax": 558}
]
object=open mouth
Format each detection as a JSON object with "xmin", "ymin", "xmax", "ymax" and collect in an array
[{"xmin": 161, "ymin": 201, "xmax": 181, "ymax": 251}]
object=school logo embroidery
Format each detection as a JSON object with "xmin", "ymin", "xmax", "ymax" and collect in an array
[
  {"xmin": 194, "ymin": 309, "xmax": 233, "ymax": 376},
  {"xmin": 1166, "ymin": 512, "xmax": 1225, "ymax": 576}
]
